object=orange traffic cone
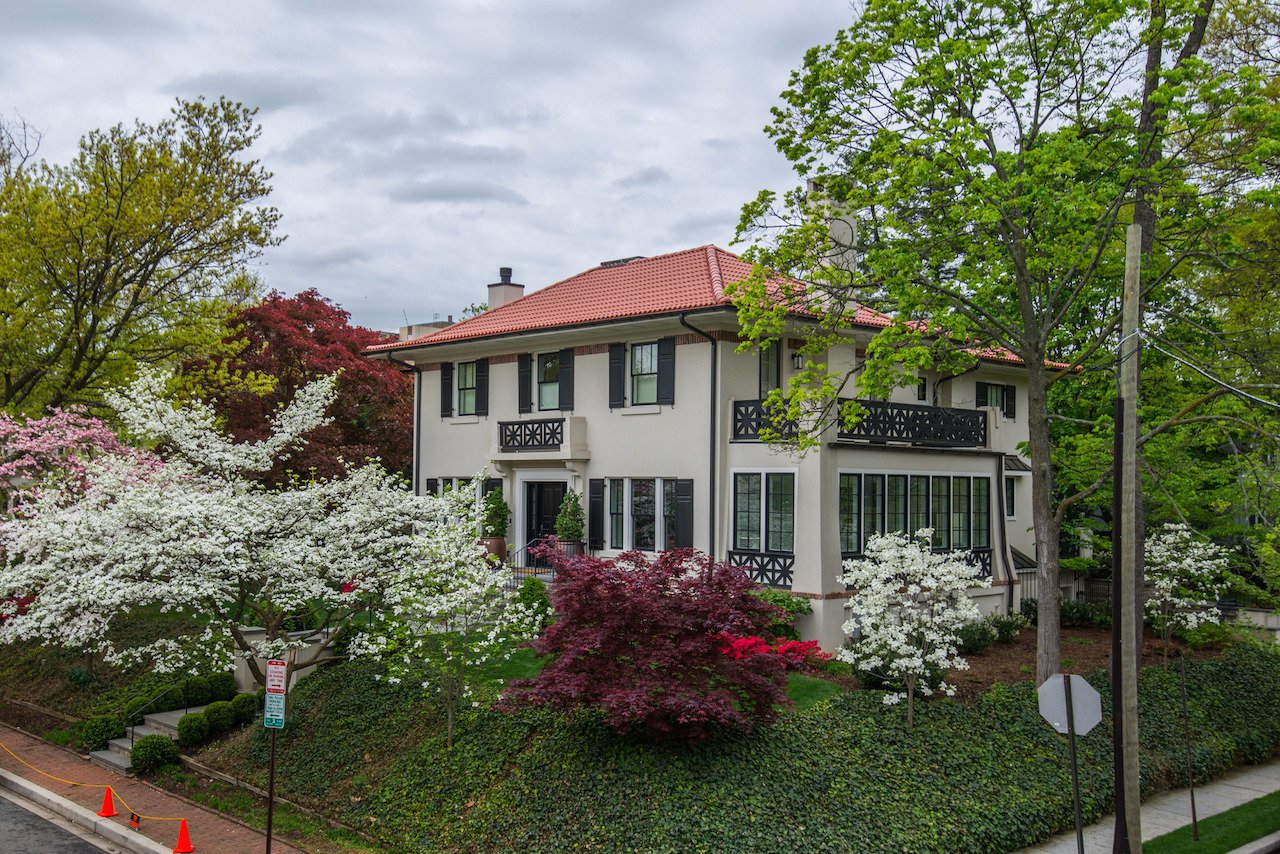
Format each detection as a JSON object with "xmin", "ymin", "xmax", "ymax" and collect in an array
[
  {"xmin": 172, "ymin": 817, "xmax": 194, "ymax": 853},
  {"xmin": 97, "ymin": 787, "xmax": 117, "ymax": 818}
]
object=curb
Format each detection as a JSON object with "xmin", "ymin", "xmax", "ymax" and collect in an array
[
  {"xmin": 0, "ymin": 768, "xmax": 171, "ymax": 854},
  {"xmin": 1231, "ymin": 827, "xmax": 1280, "ymax": 854}
]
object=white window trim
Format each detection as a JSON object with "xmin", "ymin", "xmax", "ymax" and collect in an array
[
  {"xmin": 535, "ymin": 352, "xmax": 560, "ymax": 411},
  {"xmin": 600, "ymin": 476, "xmax": 683, "ymax": 553}
]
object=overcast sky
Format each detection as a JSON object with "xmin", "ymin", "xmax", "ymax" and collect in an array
[{"xmin": 3, "ymin": 1, "xmax": 854, "ymax": 332}]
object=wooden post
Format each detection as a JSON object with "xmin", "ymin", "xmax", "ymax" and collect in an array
[{"xmin": 1115, "ymin": 222, "xmax": 1143, "ymax": 852}]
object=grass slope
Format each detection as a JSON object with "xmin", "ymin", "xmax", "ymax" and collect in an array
[{"xmin": 196, "ymin": 643, "xmax": 1280, "ymax": 853}]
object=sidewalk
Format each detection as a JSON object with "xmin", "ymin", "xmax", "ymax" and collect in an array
[
  {"xmin": 1020, "ymin": 758, "xmax": 1280, "ymax": 853},
  {"xmin": 0, "ymin": 723, "xmax": 307, "ymax": 854}
]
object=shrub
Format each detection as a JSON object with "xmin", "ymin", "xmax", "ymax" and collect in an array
[
  {"xmin": 207, "ymin": 672, "xmax": 237, "ymax": 702},
  {"xmin": 553, "ymin": 490, "xmax": 585, "ymax": 542},
  {"xmin": 79, "ymin": 715, "xmax": 123, "ymax": 751},
  {"xmin": 203, "ymin": 700, "xmax": 235, "ymax": 735},
  {"xmin": 176, "ymin": 713, "xmax": 208, "ymax": 749},
  {"xmin": 989, "ymin": 612, "xmax": 1029, "ymax": 643},
  {"xmin": 123, "ymin": 696, "xmax": 149, "ymax": 727},
  {"xmin": 501, "ymin": 549, "xmax": 789, "ymax": 741},
  {"xmin": 1020, "ymin": 597, "xmax": 1038, "ymax": 624},
  {"xmin": 63, "ymin": 665, "xmax": 96, "ymax": 690},
  {"xmin": 130, "ymin": 734, "xmax": 178, "ymax": 774},
  {"xmin": 1181, "ymin": 620, "xmax": 1237, "ymax": 649},
  {"xmin": 751, "ymin": 588, "xmax": 812, "ymax": 640},
  {"xmin": 482, "ymin": 489, "xmax": 510, "ymax": 538},
  {"xmin": 182, "ymin": 675, "xmax": 211, "ymax": 707},
  {"xmin": 718, "ymin": 634, "xmax": 831, "ymax": 670},
  {"xmin": 516, "ymin": 577, "xmax": 551, "ymax": 631},
  {"xmin": 1061, "ymin": 599, "xmax": 1108, "ymax": 628},
  {"xmin": 957, "ymin": 619, "xmax": 998, "ymax": 655},
  {"xmin": 231, "ymin": 692, "xmax": 258, "ymax": 725}
]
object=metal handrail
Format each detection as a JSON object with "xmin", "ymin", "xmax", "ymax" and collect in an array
[{"xmin": 121, "ymin": 680, "xmax": 190, "ymax": 749}]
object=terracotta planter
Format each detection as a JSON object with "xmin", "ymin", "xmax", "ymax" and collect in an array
[
  {"xmin": 481, "ymin": 536, "xmax": 508, "ymax": 561},
  {"xmin": 557, "ymin": 540, "xmax": 584, "ymax": 558}
]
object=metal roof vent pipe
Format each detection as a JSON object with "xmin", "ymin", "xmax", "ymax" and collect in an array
[{"xmin": 487, "ymin": 267, "xmax": 524, "ymax": 310}]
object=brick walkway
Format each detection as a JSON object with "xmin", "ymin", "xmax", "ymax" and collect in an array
[{"xmin": 0, "ymin": 723, "xmax": 306, "ymax": 854}]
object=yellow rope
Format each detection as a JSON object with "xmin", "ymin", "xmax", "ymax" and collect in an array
[{"xmin": 0, "ymin": 739, "xmax": 184, "ymax": 821}]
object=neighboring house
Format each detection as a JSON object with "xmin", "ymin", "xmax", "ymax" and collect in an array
[{"xmin": 366, "ymin": 245, "xmax": 1056, "ymax": 650}]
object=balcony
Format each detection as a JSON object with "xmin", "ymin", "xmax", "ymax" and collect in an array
[
  {"xmin": 491, "ymin": 416, "xmax": 589, "ymax": 462},
  {"xmin": 835, "ymin": 398, "xmax": 986, "ymax": 448},
  {"xmin": 732, "ymin": 398, "xmax": 986, "ymax": 448}
]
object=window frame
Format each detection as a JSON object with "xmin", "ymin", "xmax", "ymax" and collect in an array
[
  {"xmin": 630, "ymin": 478, "xmax": 657, "ymax": 551},
  {"xmin": 759, "ymin": 347, "xmax": 780, "ymax": 399},
  {"xmin": 732, "ymin": 468, "xmax": 796, "ymax": 555},
  {"xmin": 630, "ymin": 342, "xmax": 659, "ymax": 405},
  {"xmin": 536, "ymin": 352, "xmax": 560, "ymax": 411},
  {"xmin": 839, "ymin": 468, "xmax": 992, "ymax": 559},
  {"xmin": 1005, "ymin": 476, "xmax": 1017, "ymax": 519},
  {"xmin": 456, "ymin": 361, "xmax": 478, "ymax": 416},
  {"xmin": 609, "ymin": 478, "xmax": 625, "ymax": 549}
]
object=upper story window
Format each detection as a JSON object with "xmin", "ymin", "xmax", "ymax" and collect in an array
[
  {"xmin": 537, "ymin": 353, "xmax": 560, "ymax": 410},
  {"xmin": 1005, "ymin": 476, "xmax": 1016, "ymax": 518},
  {"xmin": 759, "ymin": 346, "xmax": 780, "ymax": 399},
  {"xmin": 457, "ymin": 361, "xmax": 478, "ymax": 415},
  {"xmin": 631, "ymin": 343, "xmax": 658, "ymax": 405},
  {"xmin": 917, "ymin": 377, "xmax": 928, "ymax": 401},
  {"xmin": 976, "ymin": 381, "xmax": 1017, "ymax": 419}
]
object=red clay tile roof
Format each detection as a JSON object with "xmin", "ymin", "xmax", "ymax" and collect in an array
[{"xmin": 366, "ymin": 245, "xmax": 892, "ymax": 352}]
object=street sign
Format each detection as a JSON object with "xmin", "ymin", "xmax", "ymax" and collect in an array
[
  {"xmin": 265, "ymin": 659, "xmax": 287, "ymax": 694},
  {"xmin": 264, "ymin": 692, "xmax": 285, "ymax": 728},
  {"xmin": 1038, "ymin": 674, "xmax": 1102, "ymax": 735}
]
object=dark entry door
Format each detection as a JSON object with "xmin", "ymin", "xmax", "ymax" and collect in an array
[{"xmin": 525, "ymin": 481, "xmax": 566, "ymax": 567}]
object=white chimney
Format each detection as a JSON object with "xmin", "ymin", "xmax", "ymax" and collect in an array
[{"xmin": 487, "ymin": 267, "xmax": 524, "ymax": 309}]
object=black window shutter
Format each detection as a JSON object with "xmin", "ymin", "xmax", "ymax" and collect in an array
[
  {"xmin": 422, "ymin": 478, "xmax": 438, "ymax": 495},
  {"xmin": 517, "ymin": 354, "xmax": 532, "ymax": 413},
  {"xmin": 975, "ymin": 381, "xmax": 988, "ymax": 408},
  {"xmin": 656, "ymin": 337, "xmax": 676, "ymax": 405},
  {"xmin": 588, "ymin": 479, "xmax": 605, "ymax": 551},
  {"xmin": 608, "ymin": 344, "xmax": 626, "ymax": 408},
  {"xmin": 440, "ymin": 363, "xmax": 454, "ymax": 418},
  {"xmin": 675, "ymin": 479, "xmax": 694, "ymax": 548},
  {"xmin": 558, "ymin": 347, "xmax": 575, "ymax": 410},
  {"xmin": 1003, "ymin": 384, "xmax": 1017, "ymax": 419},
  {"xmin": 475, "ymin": 358, "xmax": 489, "ymax": 417}
]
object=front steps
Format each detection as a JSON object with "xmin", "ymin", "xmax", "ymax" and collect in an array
[{"xmin": 89, "ymin": 705, "xmax": 208, "ymax": 774}]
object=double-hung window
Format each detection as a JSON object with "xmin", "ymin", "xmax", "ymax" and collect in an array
[
  {"xmin": 631, "ymin": 479, "xmax": 657, "ymax": 550},
  {"xmin": 631, "ymin": 343, "xmax": 658, "ymax": 405},
  {"xmin": 733, "ymin": 472, "xmax": 795, "ymax": 554},
  {"xmin": 457, "ymin": 361, "xmax": 477, "ymax": 416},
  {"xmin": 537, "ymin": 353, "xmax": 560, "ymax": 410},
  {"xmin": 609, "ymin": 479, "xmax": 625, "ymax": 549}
]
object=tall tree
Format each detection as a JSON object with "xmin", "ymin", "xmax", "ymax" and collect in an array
[
  {"xmin": 182, "ymin": 289, "xmax": 413, "ymax": 484},
  {"xmin": 0, "ymin": 97, "xmax": 279, "ymax": 414},
  {"xmin": 733, "ymin": 0, "xmax": 1279, "ymax": 680}
]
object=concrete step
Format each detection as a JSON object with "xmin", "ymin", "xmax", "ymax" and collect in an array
[
  {"xmin": 107, "ymin": 725, "xmax": 166, "ymax": 758},
  {"xmin": 142, "ymin": 705, "xmax": 206, "ymax": 738},
  {"xmin": 88, "ymin": 749, "xmax": 132, "ymax": 775}
]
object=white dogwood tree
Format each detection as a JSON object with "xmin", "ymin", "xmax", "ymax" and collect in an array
[
  {"xmin": 1145, "ymin": 523, "xmax": 1232, "ymax": 660},
  {"xmin": 839, "ymin": 530, "xmax": 989, "ymax": 727},
  {"xmin": 0, "ymin": 371, "xmax": 517, "ymax": 686}
]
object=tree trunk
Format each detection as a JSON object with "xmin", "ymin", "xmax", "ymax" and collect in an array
[
  {"xmin": 906, "ymin": 676, "xmax": 915, "ymax": 729},
  {"xmin": 1027, "ymin": 363, "xmax": 1063, "ymax": 683}
]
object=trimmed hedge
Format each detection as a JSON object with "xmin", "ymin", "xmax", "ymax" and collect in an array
[
  {"xmin": 204, "ymin": 700, "xmax": 235, "ymax": 735},
  {"xmin": 182, "ymin": 675, "xmax": 211, "ymax": 707},
  {"xmin": 208, "ymin": 672, "xmax": 238, "ymax": 703},
  {"xmin": 210, "ymin": 642, "xmax": 1280, "ymax": 853},
  {"xmin": 177, "ymin": 712, "xmax": 208, "ymax": 749},
  {"xmin": 231, "ymin": 692, "xmax": 258, "ymax": 725},
  {"xmin": 130, "ymin": 734, "xmax": 178, "ymax": 773},
  {"xmin": 79, "ymin": 715, "xmax": 124, "ymax": 751}
]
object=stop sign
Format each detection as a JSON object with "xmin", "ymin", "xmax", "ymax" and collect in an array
[{"xmin": 1038, "ymin": 674, "xmax": 1103, "ymax": 735}]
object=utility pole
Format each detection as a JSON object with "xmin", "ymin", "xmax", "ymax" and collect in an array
[{"xmin": 1112, "ymin": 222, "xmax": 1143, "ymax": 852}]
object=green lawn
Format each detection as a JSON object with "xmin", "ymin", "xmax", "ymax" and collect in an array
[
  {"xmin": 1144, "ymin": 789, "xmax": 1280, "ymax": 854},
  {"xmin": 786, "ymin": 672, "xmax": 846, "ymax": 708}
]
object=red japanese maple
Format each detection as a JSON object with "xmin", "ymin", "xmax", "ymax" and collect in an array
[
  {"xmin": 501, "ymin": 547, "xmax": 791, "ymax": 742},
  {"xmin": 186, "ymin": 290, "xmax": 412, "ymax": 484}
]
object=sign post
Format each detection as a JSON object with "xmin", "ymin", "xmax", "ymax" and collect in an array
[
  {"xmin": 1039, "ymin": 674, "xmax": 1103, "ymax": 854},
  {"xmin": 264, "ymin": 659, "xmax": 287, "ymax": 854}
]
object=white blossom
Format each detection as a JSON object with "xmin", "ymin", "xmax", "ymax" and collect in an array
[
  {"xmin": 1145, "ymin": 523, "xmax": 1230, "ymax": 649},
  {"xmin": 838, "ymin": 530, "xmax": 990, "ymax": 725}
]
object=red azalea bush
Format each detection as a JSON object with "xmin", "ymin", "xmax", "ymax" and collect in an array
[
  {"xmin": 717, "ymin": 634, "xmax": 832, "ymax": 670},
  {"xmin": 500, "ymin": 547, "xmax": 791, "ymax": 742}
]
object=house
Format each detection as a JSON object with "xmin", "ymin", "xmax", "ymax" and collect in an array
[{"xmin": 366, "ymin": 245, "xmax": 1055, "ymax": 650}]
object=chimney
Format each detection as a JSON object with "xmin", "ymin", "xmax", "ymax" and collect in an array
[
  {"xmin": 398, "ymin": 315, "xmax": 454, "ymax": 341},
  {"xmin": 487, "ymin": 266, "xmax": 524, "ymax": 309}
]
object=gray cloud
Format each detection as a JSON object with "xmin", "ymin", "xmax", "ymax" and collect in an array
[
  {"xmin": 612, "ymin": 166, "xmax": 671, "ymax": 189},
  {"xmin": 165, "ymin": 71, "xmax": 327, "ymax": 112},
  {"xmin": 388, "ymin": 180, "xmax": 529, "ymax": 205}
]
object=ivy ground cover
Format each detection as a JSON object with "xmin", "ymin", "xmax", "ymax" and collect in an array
[{"xmin": 194, "ymin": 642, "xmax": 1280, "ymax": 853}]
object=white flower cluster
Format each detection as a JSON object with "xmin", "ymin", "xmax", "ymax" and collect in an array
[
  {"xmin": 1145, "ymin": 523, "xmax": 1230, "ymax": 636},
  {"xmin": 0, "ymin": 372, "xmax": 519, "ymax": 683},
  {"xmin": 838, "ymin": 529, "xmax": 990, "ymax": 709}
]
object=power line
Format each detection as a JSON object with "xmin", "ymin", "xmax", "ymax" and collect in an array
[{"xmin": 1145, "ymin": 336, "xmax": 1280, "ymax": 413}]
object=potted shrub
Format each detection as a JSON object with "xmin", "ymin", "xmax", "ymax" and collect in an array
[
  {"xmin": 481, "ymin": 488, "xmax": 510, "ymax": 560},
  {"xmin": 555, "ymin": 490, "xmax": 585, "ymax": 557}
]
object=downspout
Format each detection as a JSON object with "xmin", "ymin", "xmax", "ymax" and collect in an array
[{"xmin": 679, "ymin": 314, "xmax": 717, "ymax": 559}]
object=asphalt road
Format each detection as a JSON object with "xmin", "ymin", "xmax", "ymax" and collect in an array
[{"xmin": 0, "ymin": 794, "xmax": 107, "ymax": 854}]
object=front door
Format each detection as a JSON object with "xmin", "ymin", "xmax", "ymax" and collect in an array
[{"xmin": 524, "ymin": 481, "xmax": 566, "ymax": 567}]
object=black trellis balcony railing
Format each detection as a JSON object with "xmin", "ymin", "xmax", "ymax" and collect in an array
[
  {"xmin": 498, "ymin": 418, "xmax": 564, "ymax": 452},
  {"xmin": 726, "ymin": 550, "xmax": 795, "ymax": 588},
  {"xmin": 836, "ymin": 398, "xmax": 986, "ymax": 448},
  {"xmin": 731, "ymin": 400, "xmax": 797, "ymax": 441}
]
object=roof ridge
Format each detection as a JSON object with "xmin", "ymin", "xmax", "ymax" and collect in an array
[{"xmin": 705, "ymin": 245, "xmax": 725, "ymax": 301}]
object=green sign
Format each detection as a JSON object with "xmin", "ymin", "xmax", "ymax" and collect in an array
[{"xmin": 264, "ymin": 691, "xmax": 285, "ymax": 728}]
